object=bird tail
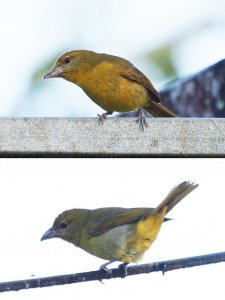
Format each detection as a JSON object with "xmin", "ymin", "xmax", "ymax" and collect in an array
[
  {"xmin": 136, "ymin": 182, "xmax": 198, "ymax": 252},
  {"xmin": 145, "ymin": 101, "xmax": 176, "ymax": 117},
  {"xmin": 153, "ymin": 181, "xmax": 198, "ymax": 216}
]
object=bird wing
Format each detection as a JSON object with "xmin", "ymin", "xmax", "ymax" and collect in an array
[
  {"xmin": 120, "ymin": 66, "xmax": 161, "ymax": 103},
  {"xmin": 88, "ymin": 207, "xmax": 154, "ymax": 237}
]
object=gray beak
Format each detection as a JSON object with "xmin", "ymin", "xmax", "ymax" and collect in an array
[
  {"xmin": 43, "ymin": 66, "xmax": 63, "ymax": 80},
  {"xmin": 41, "ymin": 227, "xmax": 56, "ymax": 241}
]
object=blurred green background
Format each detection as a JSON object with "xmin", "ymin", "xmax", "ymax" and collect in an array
[{"xmin": 1, "ymin": 0, "xmax": 225, "ymax": 117}]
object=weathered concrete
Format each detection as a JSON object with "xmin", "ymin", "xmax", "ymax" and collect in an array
[{"xmin": 0, "ymin": 118, "xmax": 224, "ymax": 157}]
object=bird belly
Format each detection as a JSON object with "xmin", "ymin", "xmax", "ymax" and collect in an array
[
  {"xmin": 86, "ymin": 209, "xmax": 166, "ymax": 263},
  {"xmin": 82, "ymin": 218, "xmax": 163, "ymax": 263},
  {"xmin": 83, "ymin": 224, "xmax": 135, "ymax": 261},
  {"xmin": 82, "ymin": 75, "xmax": 149, "ymax": 113}
]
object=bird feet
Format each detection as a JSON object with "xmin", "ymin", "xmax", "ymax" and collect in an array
[
  {"xmin": 99, "ymin": 260, "xmax": 129, "ymax": 281},
  {"xmin": 99, "ymin": 261, "xmax": 115, "ymax": 283},
  {"xmin": 97, "ymin": 111, "xmax": 113, "ymax": 124},
  {"xmin": 118, "ymin": 262, "xmax": 129, "ymax": 278},
  {"xmin": 100, "ymin": 265, "xmax": 112, "ymax": 275},
  {"xmin": 137, "ymin": 107, "xmax": 148, "ymax": 131}
]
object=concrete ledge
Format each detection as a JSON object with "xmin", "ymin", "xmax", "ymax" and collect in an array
[{"xmin": 0, "ymin": 118, "xmax": 224, "ymax": 157}]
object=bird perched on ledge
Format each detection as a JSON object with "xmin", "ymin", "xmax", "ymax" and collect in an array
[
  {"xmin": 43, "ymin": 50, "xmax": 176, "ymax": 130},
  {"xmin": 41, "ymin": 181, "xmax": 198, "ymax": 273}
]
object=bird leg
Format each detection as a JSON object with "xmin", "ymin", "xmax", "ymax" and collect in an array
[
  {"xmin": 97, "ymin": 111, "xmax": 113, "ymax": 124},
  {"xmin": 100, "ymin": 259, "xmax": 118, "ymax": 274},
  {"xmin": 137, "ymin": 107, "xmax": 149, "ymax": 131}
]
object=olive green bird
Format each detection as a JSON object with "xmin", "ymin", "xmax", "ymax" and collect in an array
[
  {"xmin": 43, "ymin": 50, "xmax": 176, "ymax": 130},
  {"xmin": 41, "ymin": 181, "xmax": 198, "ymax": 272}
]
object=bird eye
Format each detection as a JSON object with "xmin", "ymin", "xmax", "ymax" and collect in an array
[
  {"xmin": 59, "ymin": 221, "xmax": 68, "ymax": 229},
  {"xmin": 63, "ymin": 56, "xmax": 71, "ymax": 64}
]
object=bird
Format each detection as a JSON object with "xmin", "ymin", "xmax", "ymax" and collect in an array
[
  {"xmin": 43, "ymin": 50, "xmax": 176, "ymax": 130},
  {"xmin": 41, "ymin": 181, "xmax": 198, "ymax": 274}
]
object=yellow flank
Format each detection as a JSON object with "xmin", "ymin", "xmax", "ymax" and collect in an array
[
  {"xmin": 120, "ymin": 206, "xmax": 168, "ymax": 263},
  {"xmin": 137, "ymin": 206, "xmax": 167, "ymax": 241}
]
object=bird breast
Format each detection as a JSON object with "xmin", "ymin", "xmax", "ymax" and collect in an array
[{"xmin": 77, "ymin": 61, "xmax": 149, "ymax": 113}]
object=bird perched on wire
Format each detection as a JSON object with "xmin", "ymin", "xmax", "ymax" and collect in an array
[
  {"xmin": 43, "ymin": 50, "xmax": 176, "ymax": 130},
  {"xmin": 41, "ymin": 181, "xmax": 198, "ymax": 274}
]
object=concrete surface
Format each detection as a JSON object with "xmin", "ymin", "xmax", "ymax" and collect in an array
[{"xmin": 0, "ymin": 118, "xmax": 224, "ymax": 157}]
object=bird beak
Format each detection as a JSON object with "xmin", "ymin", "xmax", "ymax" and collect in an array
[
  {"xmin": 43, "ymin": 66, "xmax": 63, "ymax": 80},
  {"xmin": 41, "ymin": 227, "xmax": 57, "ymax": 241}
]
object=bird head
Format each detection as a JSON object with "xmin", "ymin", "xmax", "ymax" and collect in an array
[
  {"xmin": 43, "ymin": 50, "xmax": 97, "ymax": 83},
  {"xmin": 41, "ymin": 209, "xmax": 89, "ymax": 245}
]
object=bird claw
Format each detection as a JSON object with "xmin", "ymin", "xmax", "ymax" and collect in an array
[
  {"xmin": 100, "ymin": 265, "xmax": 113, "ymax": 275},
  {"xmin": 137, "ymin": 108, "xmax": 148, "ymax": 131},
  {"xmin": 118, "ymin": 262, "xmax": 128, "ymax": 278},
  {"xmin": 98, "ymin": 261, "xmax": 128, "ymax": 283},
  {"xmin": 97, "ymin": 113, "xmax": 107, "ymax": 124},
  {"xmin": 99, "ymin": 263, "xmax": 113, "ymax": 284},
  {"xmin": 97, "ymin": 112, "xmax": 113, "ymax": 125}
]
